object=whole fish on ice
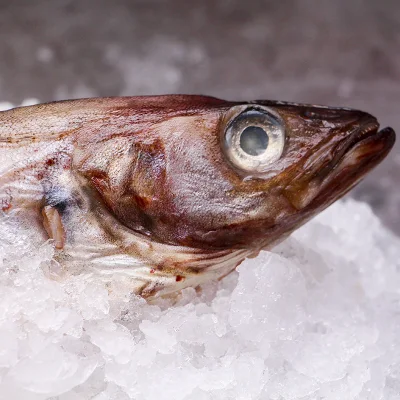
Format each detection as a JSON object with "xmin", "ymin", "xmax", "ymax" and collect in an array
[{"xmin": 0, "ymin": 96, "xmax": 395, "ymax": 297}]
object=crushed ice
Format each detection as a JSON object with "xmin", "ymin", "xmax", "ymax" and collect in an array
[{"xmin": 1, "ymin": 200, "xmax": 400, "ymax": 399}]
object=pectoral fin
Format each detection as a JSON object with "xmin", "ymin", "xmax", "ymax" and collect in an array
[{"xmin": 42, "ymin": 205, "xmax": 66, "ymax": 249}]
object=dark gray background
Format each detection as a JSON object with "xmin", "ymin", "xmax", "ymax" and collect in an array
[{"xmin": 0, "ymin": 0, "xmax": 399, "ymax": 233}]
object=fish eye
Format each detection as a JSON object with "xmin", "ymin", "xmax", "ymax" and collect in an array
[{"xmin": 222, "ymin": 106, "xmax": 285, "ymax": 174}]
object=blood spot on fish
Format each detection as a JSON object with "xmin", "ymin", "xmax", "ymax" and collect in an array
[
  {"xmin": 62, "ymin": 159, "xmax": 72, "ymax": 170},
  {"xmin": 46, "ymin": 158, "xmax": 55, "ymax": 166},
  {"xmin": 176, "ymin": 275, "xmax": 185, "ymax": 282},
  {"xmin": 1, "ymin": 200, "xmax": 12, "ymax": 212},
  {"xmin": 150, "ymin": 269, "xmax": 155, "ymax": 274}
]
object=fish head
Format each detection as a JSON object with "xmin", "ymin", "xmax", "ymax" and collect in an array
[{"xmin": 77, "ymin": 96, "xmax": 395, "ymax": 252}]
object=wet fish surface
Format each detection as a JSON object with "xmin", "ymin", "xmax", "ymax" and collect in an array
[{"xmin": 0, "ymin": 96, "xmax": 395, "ymax": 297}]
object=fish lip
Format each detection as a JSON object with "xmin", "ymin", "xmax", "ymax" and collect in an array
[
  {"xmin": 345, "ymin": 118, "xmax": 380, "ymax": 150},
  {"xmin": 319, "ymin": 116, "xmax": 391, "ymax": 178},
  {"xmin": 311, "ymin": 123, "xmax": 396, "ymax": 207},
  {"xmin": 334, "ymin": 120, "xmax": 395, "ymax": 169}
]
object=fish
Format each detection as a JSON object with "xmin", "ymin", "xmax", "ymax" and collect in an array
[{"xmin": 0, "ymin": 95, "xmax": 395, "ymax": 298}]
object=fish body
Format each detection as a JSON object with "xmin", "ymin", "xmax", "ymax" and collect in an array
[{"xmin": 0, "ymin": 96, "xmax": 395, "ymax": 297}]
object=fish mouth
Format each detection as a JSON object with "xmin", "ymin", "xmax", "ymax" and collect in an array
[
  {"xmin": 310, "ymin": 121, "xmax": 396, "ymax": 209},
  {"xmin": 285, "ymin": 117, "xmax": 396, "ymax": 211},
  {"xmin": 335, "ymin": 119, "xmax": 388, "ymax": 164}
]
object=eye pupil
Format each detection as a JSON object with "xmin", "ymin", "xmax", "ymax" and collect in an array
[{"xmin": 239, "ymin": 126, "xmax": 269, "ymax": 156}]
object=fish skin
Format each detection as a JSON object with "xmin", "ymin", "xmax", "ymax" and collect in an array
[{"xmin": 0, "ymin": 95, "xmax": 395, "ymax": 297}]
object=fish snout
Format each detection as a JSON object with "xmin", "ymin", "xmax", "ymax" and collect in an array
[
  {"xmin": 281, "ymin": 106, "xmax": 394, "ymax": 211},
  {"xmin": 301, "ymin": 106, "xmax": 379, "ymax": 133}
]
